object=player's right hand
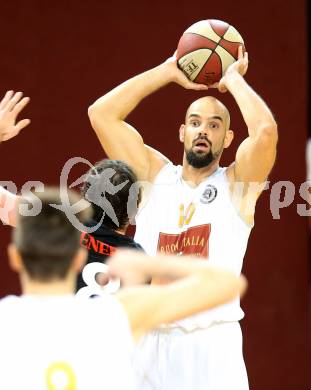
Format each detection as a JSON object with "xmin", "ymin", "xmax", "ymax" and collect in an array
[
  {"xmin": 164, "ymin": 54, "xmax": 210, "ymax": 91},
  {"xmin": 0, "ymin": 91, "xmax": 30, "ymax": 142},
  {"xmin": 107, "ymin": 250, "xmax": 151, "ymax": 286}
]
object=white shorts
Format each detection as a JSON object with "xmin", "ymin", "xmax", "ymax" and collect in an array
[{"xmin": 133, "ymin": 322, "xmax": 249, "ymax": 390}]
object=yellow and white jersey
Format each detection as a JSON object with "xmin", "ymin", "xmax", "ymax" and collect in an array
[
  {"xmin": 0, "ymin": 294, "xmax": 135, "ymax": 390},
  {"xmin": 135, "ymin": 162, "xmax": 252, "ymax": 329}
]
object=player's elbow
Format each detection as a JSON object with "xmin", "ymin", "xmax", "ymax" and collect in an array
[
  {"xmin": 237, "ymin": 274, "xmax": 248, "ymax": 298},
  {"xmin": 88, "ymin": 100, "xmax": 110, "ymax": 118},
  {"xmin": 87, "ymin": 103, "xmax": 95, "ymax": 119},
  {"xmin": 222, "ymin": 273, "xmax": 247, "ymax": 301},
  {"xmin": 88, "ymin": 103, "xmax": 112, "ymax": 134},
  {"xmin": 88, "ymin": 108, "xmax": 101, "ymax": 136},
  {"xmin": 87, "ymin": 103, "xmax": 100, "ymax": 124},
  {"xmin": 218, "ymin": 275, "xmax": 247, "ymax": 304},
  {"xmin": 200, "ymin": 268, "xmax": 247, "ymax": 305},
  {"xmin": 257, "ymin": 123, "xmax": 278, "ymax": 146},
  {"xmin": 261, "ymin": 122, "xmax": 278, "ymax": 139}
]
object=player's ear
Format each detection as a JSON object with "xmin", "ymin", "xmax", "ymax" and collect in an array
[
  {"xmin": 71, "ymin": 248, "xmax": 88, "ymax": 273},
  {"xmin": 224, "ymin": 129, "xmax": 234, "ymax": 149},
  {"xmin": 179, "ymin": 124, "xmax": 185, "ymax": 143},
  {"xmin": 7, "ymin": 244, "xmax": 23, "ymax": 273}
]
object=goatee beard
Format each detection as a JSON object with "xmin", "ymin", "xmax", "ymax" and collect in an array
[{"xmin": 185, "ymin": 149, "xmax": 215, "ymax": 168}]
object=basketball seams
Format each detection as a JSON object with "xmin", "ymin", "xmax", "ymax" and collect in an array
[
  {"xmin": 195, "ymin": 50, "xmax": 222, "ymax": 84},
  {"xmin": 184, "ymin": 32, "xmax": 219, "ymax": 45},
  {"xmin": 180, "ymin": 32, "xmax": 241, "ymax": 60},
  {"xmin": 208, "ymin": 22, "xmax": 242, "ymax": 56},
  {"xmin": 178, "ymin": 47, "xmax": 214, "ymax": 60},
  {"xmin": 178, "ymin": 33, "xmax": 218, "ymax": 61},
  {"xmin": 220, "ymin": 37, "xmax": 244, "ymax": 45},
  {"xmin": 214, "ymin": 46, "xmax": 236, "ymax": 75},
  {"xmin": 193, "ymin": 50, "xmax": 213, "ymax": 73},
  {"xmin": 218, "ymin": 40, "xmax": 242, "ymax": 60},
  {"xmin": 212, "ymin": 50, "xmax": 222, "ymax": 65},
  {"xmin": 209, "ymin": 22, "xmax": 229, "ymax": 39}
]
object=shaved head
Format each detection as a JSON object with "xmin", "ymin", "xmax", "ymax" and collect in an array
[
  {"xmin": 185, "ymin": 96, "xmax": 231, "ymax": 130},
  {"xmin": 181, "ymin": 96, "xmax": 234, "ymax": 169}
]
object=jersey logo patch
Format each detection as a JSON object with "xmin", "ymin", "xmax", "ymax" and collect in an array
[
  {"xmin": 157, "ymin": 224, "xmax": 211, "ymax": 257},
  {"xmin": 200, "ymin": 184, "xmax": 217, "ymax": 204}
]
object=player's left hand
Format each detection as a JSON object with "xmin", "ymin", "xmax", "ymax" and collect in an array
[
  {"xmin": 217, "ymin": 46, "xmax": 248, "ymax": 93},
  {"xmin": 0, "ymin": 91, "xmax": 31, "ymax": 142}
]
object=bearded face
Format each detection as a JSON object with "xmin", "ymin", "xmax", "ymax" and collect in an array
[{"xmin": 185, "ymin": 134, "xmax": 223, "ymax": 169}]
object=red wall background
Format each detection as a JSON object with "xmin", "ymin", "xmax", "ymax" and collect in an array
[{"xmin": 0, "ymin": 1, "xmax": 310, "ymax": 388}]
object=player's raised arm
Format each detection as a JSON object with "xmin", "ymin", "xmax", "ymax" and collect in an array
[
  {"xmin": 88, "ymin": 56, "xmax": 209, "ymax": 182},
  {"xmin": 110, "ymin": 250, "xmax": 246, "ymax": 341},
  {"xmin": 219, "ymin": 47, "xmax": 278, "ymax": 183},
  {"xmin": 219, "ymin": 47, "xmax": 278, "ymax": 185},
  {"xmin": 0, "ymin": 90, "xmax": 30, "ymax": 226}
]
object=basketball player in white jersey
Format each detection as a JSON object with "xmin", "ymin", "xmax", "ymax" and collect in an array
[
  {"xmin": 0, "ymin": 90, "xmax": 30, "ymax": 226},
  {"xmin": 0, "ymin": 188, "xmax": 245, "ymax": 389},
  {"xmin": 88, "ymin": 46, "xmax": 278, "ymax": 389}
]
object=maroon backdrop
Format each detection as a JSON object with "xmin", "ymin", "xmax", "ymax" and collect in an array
[{"xmin": 0, "ymin": 1, "xmax": 310, "ymax": 389}]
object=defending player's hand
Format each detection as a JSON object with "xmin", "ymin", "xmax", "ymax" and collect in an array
[
  {"xmin": 217, "ymin": 46, "xmax": 249, "ymax": 93},
  {"xmin": 0, "ymin": 91, "xmax": 30, "ymax": 142},
  {"xmin": 164, "ymin": 54, "xmax": 210, "ymax": 91}
]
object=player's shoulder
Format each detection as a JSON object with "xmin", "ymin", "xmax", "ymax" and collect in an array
[
  {"xmin": 0, "ymin": 295, "xmax": 20, "ymax": 306},
  {"xmin": 90, "ymin": 295, "xmax": 133, "ymax": 332},
  {"xmin": 0, "ymin": 295, "xmax": 23, "ymax": 321},
  {"xmin": 203, "ymin": 166, "xmax": 231, "ymax": 185},
  {"xmin": 88, "ymin": 294, "xmax": 127, "ymax": 316},
  {"xmin": 153, "ymin": 162, "xmax": 181, "ymax": 184}
]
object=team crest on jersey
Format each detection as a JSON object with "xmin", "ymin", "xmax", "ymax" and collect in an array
[{"xmin": 200, "ymin": 184, "xmax": 217, "ymax": 204}]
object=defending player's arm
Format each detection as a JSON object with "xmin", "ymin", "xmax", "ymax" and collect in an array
[
  {"xmin": 0, "ymin": 186, "xmax": 20, "ymax": 227},
  {"xmin": 220, "ymin": 47, "xmax": 278, "ymax": 185},
  {"xmin": 88, "ymin": 57, "xmax": 208, "ymax": 182},
  {"xmin": 0, "ymin": 90, "xmax": 30, "ymax": 226},
  {"xmin": 110, "ymin": 250, "xmax": 246, "ymax": 341}
]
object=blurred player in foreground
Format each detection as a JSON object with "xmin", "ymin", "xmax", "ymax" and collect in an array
[{"xmin": 0, "ymin": 188, "xmax": 246, "ymax": 389}]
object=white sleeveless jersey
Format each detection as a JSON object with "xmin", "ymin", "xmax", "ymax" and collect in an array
[
  {"xmin": 135, "ymin": 163, "xmax": 252, "ymax": 329},
  {"xmin": 0, "ymin": 294, "xmax": 135, "ymax": 390}
]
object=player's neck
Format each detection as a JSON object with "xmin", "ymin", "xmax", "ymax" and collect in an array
[
  {"xmin": 21, "ymin": 273, "xmax": 76, "ymax": 296},
  {"xmin": 182, "ymin": 159, "xmax": 220, "ymax": 187}
]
